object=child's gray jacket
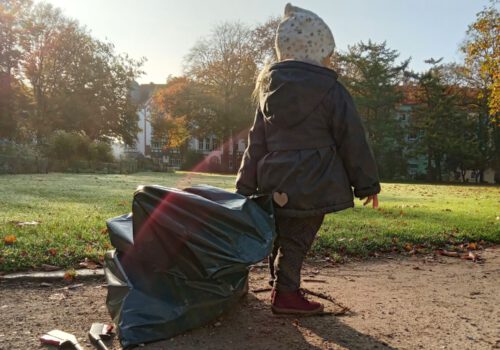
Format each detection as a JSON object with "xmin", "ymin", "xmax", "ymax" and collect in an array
[{"xmin": 236, "ymin": 60, "xmax": 380, "ymax": 217}]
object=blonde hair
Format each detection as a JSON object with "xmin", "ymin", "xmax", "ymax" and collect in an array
[{"xmin": 252, "ymin": 63, "xmax": 272, "ymax": 104}]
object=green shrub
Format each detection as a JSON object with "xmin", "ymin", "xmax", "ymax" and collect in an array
[
  {"xmin": 181, "ymin": 150, "xmax": 203, "ymax": 170},
  {"xmin": 44, "ymin": 130, "xmax": 115, "ymax": 165}
]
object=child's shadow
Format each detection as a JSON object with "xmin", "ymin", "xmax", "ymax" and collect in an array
[
  {"xmin": 265, "ymin": 293, "xmax": 398, "ymax": 350},
  {"xmin": 296, "ymin": 314, "xmax": 398, "ymax": 350},
  {"xmin": 141, "ymin": 292, "xmax": 398, "ymax": 350}
]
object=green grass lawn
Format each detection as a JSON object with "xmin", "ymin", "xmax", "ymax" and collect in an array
[{"xmin": 0, "ymin": 172, "xmax": 499, "ymax": 272}]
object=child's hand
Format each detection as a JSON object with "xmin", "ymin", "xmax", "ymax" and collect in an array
[{"xmin": 362, "ymin": 194, "xmax": 379, "ymax": 209}]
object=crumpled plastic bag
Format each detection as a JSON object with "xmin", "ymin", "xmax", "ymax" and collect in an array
[{"xmin": 104, "ymin": 185, "xmax": 274, "ymax": 348}]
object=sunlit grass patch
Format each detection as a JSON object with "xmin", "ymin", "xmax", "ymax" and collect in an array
[
  {"xmin": 314, "ymin": 183, "xmax": 500, "ymax": 257},
  {"xmin": 0, "ymin": 173, "xmax": 498, "ymax": 271}
]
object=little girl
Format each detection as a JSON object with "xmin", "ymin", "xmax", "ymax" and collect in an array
[{"xmin": 236, "ymin": 3, "xmax": 380, "ymax": 315}]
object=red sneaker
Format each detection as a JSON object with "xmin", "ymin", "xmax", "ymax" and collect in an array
[{"xmin": 271, "ymin": 289, "xmax": 324, "ymax": 315}]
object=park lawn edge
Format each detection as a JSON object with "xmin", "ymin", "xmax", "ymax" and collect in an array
[{"xmin": 0, "ymin": 172, "xmax": 499, "ymax": 272}]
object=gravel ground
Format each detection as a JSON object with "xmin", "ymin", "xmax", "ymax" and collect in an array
[{"xmin": 1, "ymin": 246, "xmax": 498, "ymax": 350}]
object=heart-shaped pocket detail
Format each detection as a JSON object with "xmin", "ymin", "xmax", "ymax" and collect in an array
[{"xmin": 273, "ymin": 192, "xmax": 289, "ymax": 207}]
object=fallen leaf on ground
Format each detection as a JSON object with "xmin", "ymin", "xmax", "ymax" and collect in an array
[
  {"xmin": 47, "ymin": 248, "xmax": 57, "ymax": 256},
  {"xmin": 467, "ymin": 242, "xmax": 478, "ymax": 250},
  {"xmin": 63, "ymin": 269, "xmax": 77, "ymax": 282},
  {"xmin": 3, "ymin": 235, "xmax": 16, "ymax": 245},
  {"xmin": 404, "ymin": 243, "xmax": 413, "ymax": 252},
  {"xmin": 78, "ymin": 258, "xmax": 100, "ymax": 269},
  {"xmin": 100, "ymin": 227, "xmax": 108, "ymax": 235}
]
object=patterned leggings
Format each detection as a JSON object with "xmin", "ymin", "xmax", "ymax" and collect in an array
[{"xmin": 269, "ymin": 214, "xmax": 325, "ymax": 292}]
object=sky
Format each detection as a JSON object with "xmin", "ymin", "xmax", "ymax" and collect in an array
[{"xmin": 40, "ymin": 0, "xmax": 492, "ymax": 84}]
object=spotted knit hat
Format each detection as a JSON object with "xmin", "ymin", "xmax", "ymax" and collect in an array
[{"xmin": 275, "ymin": 3, "xmax": 335, "ymax": 65}]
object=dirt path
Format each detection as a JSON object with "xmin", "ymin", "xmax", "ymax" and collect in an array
[{"xmin": 1, "ymin": 247, "xmax": 499, "ymax": 350}]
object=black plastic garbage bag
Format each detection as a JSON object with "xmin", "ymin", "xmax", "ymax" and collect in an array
[{"xmin": 104, "ymin": 185, "xmax": 275, "ymax": 348}]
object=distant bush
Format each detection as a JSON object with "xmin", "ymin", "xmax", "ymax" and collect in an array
[
  {"xmin": 0, "ymin": 135, "xmax": 144, "ymax": 174},
  {"xmin": 181, "ymin": 150, "xmax": 204, "ymax": 170},
  {"xmin": 0, "ymin": 140, "xmax": 40, "ymax": 158},
  {"xmin": 44, "ymin": 130, "xmax": 115, "ymax": 167},
  {"xmin": 90, "ymin": 142, "xmax": 114, "ymax": 163},
  {"xmin": 0, "ymin": 141, "xmax": 47, "ymax": 174}
]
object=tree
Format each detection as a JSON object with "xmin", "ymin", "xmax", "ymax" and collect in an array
[
  {"xmin": 250, "ymin": 17, "xmax": 281, "ymax": 66},
  {"xmin": 150, "ymin": 77, "xmax": 192, "ymax": 150},
  {"xmin": 149, "ymin": 19, "xmax": 282, "ymax": 171},
  {"xmin": 184, "ymin": 22, "xmax": 256, "ymax": 134},
  {"xmin": 460, "ymin": 0, "xmax": 499, "ymax": 180},
  {"xmin": 184, "ymin": 22, "xmax": 258, "ymax": 170},
  {"xmin": 410, "ymin": 60, "xmax": 478, "ymax": 181},
  {"xmin": 462, "ymin": 0, "xmax": 499, "ymax": 120},
  {"xmin": 335, "ymin": 41, "xmax": 410, "ymax": 179},
  {"xmin": 21, "ymin": 2, "xmax": 144, "ymax": 145},
  {"xmin": 0, "ymin": 0, "xmax": 32, "ymax": 140}
]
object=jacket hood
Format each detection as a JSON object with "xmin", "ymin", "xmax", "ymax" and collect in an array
[
  {"xmin": 275, "ymin": 4, "xmax": 335, "ymax": 64},
  {"xmin": 259, "ymin": 60, "xmax": 338, "ymax": 128}
]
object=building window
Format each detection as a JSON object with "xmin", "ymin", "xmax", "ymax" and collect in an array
[
  {"xmin": 211, "ymin": 138, "xmax": 219, "ymax": 151},
  {"xmin": 238, "ymin": 139, "xmax": 246, "ymax": 152},
  {"xmin": 125, "ymin": 143, "xmax": 138, "ymax": 152},
  {"xmin": 169, "ymin": 155, "xmax": 182, "ymax": 167},
  {"xmin": 209, "ymin": 156, "xmax": 220, "ymax": 165},
  {"xmin": 151, "ymin": 141, "xmax": 162, "ymax": 151}
]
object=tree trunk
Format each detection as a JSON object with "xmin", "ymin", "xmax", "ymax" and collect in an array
[
  {"xmin": 221, "ymin": 127, "xmax": 230, "ymax": 173},
  {"xmin": 232, "ymin": 133, "xmax": 239, "ymax": 174},
  {"xmin": 426, "ymin": 149, "xmax": 434, "ymax": 181},
  {"xmin": 435, "ymin": 155, "xmax": 442, "ymax": 182}
]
